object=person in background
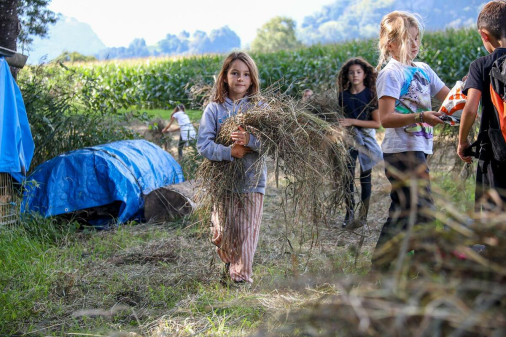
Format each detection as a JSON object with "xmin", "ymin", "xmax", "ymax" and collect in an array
[
  {"xmin": 162, "ymin": 104, "xmax": 196, "ymax": 160},
  {"xmin": 302, "ymin": 88, "xmax": 314, "ymax": 102},
  {"xmin": 337, "ymin": 57, "xmax": 382, "ymax": 228}
]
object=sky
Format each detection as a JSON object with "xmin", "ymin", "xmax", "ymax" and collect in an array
[{"xmin": 48, "ymin": 0, "xmax": 336, "ymax": 48}]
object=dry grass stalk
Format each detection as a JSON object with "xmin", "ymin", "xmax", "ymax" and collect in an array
[{"xmin": 303, "ymin": 88, "xmax": 342, "ymax": 123}]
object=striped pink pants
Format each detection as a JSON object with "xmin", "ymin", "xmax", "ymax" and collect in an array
[{"xmin": 211, "ymin": 193, "xmax": 264, "ymax": 283}]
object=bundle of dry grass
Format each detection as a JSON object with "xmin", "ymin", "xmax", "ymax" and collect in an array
[
  {"xmin": 195, "ymin": 89, "xmax": 352, "ymax": 254},
  {"xmin": 257, "ymin": 205, "xmax": 506, "ymax": 337},
  {"xmin": 302, "ymin": 88, "xmax": 342, "ymax": 123}
]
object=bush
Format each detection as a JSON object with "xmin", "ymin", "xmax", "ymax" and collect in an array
[{"xmin": 18, "ymin": 64, "xmax": 148, "ymax": 171}]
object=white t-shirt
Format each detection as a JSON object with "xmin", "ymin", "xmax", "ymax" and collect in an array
[
  {"xmin": 376, "ymin": 58, "xmax": 445, "ymax": 154},
  {"xmin": 173, "ymin": 110, "xmax": 196, "ymax": 141}
]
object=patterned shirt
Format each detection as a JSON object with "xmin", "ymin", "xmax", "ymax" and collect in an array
[{"xmin": 376, "ymin": 58, "xmax": 445, "ymax": 154}]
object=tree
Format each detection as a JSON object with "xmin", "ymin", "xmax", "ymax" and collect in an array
[
  {"xmin": 127, "ymin": 38, "xmax": 150, "ymax": 58},
  {"xmin": 54, "ymin": 51, "xmax": 97, "ymax": 63},
  {"xmin": 0, "ymin": 0, "xmax": 20, "ymax": 52},
  {"xmin": 96, "ymin": 38, "xmax": 152, "ymax": 60},
  {"xmin": 188, "ymin": 30, "xmax": 212, "ymax": 54},
  {"xmin": 158, "ymin": 33, "xmax": 189, "ymax": 55},
  {"xmin": 0, "ymin": 0, "xmax": 56, "ymax": 77},
  {"xmin": 208, "ymin": 26, "xmax": 241, "ymax": 53},
  {"xmin": 17, "ymin": 0, "xmax": 58, "ymax": 50},
  {"xmin": 251, "ymin": 16, "xmax": 302, "ymax": 53}
]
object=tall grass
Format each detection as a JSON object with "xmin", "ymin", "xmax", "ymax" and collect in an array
[
  {"xmin": 19, "ymin": 64, "xmax": 145, "ymax": 171},
  {"xmin": 0, "ymin": 217, "xmax": 79, "ymax": 333}
]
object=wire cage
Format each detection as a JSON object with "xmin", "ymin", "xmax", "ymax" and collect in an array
[{"xmin": 0, "ymin": 173, "xmax": 19, "ymax": 225}]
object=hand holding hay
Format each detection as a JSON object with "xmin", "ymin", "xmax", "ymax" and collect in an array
[{"xmin": 231, "ymin": 126, "xmax": 250, "ymax": 146}]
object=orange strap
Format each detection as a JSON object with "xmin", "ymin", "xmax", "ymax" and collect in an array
[{"xmin": 490, "ymin": 83, "xmax": 506, "ymax": 140}]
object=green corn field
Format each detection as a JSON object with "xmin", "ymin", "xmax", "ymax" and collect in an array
[{"xmin": 22, "ymin": 28, "xmax": 487, "ymax": 110}]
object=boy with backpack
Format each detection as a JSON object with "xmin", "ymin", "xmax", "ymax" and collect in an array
[{"xmin": 458, "ymin": 0, "xmax": 506, "ymax": 207}]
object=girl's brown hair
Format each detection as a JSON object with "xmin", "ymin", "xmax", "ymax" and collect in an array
[
  {"xmin": 377, "ymin": 11, "xmax": 423, "ymax": 70},
  {"xmin": 211, "ymin": 52, "xmax": 260, "ymax": 104},
  {"xmin": 337, "ymin": 57, "xmax": 378, "ymax": 106}
]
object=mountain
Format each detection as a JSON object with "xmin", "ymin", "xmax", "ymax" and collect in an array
[
  {"xmin": 299, "ymin": 0, "xmax": 485, "ymax": 45},
  {"xmin": 96, "ymin": 26, "xmax": 241, "ymax": 60},
  {"xmin": 27, "ymin": 15, "xmax": 106, "ymax": 64}
]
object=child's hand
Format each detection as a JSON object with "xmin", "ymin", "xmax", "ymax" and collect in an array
[
  {"xmin": 457, "ymin": 140, "xmax": 473, "ymax": 164},
  {"xmin": 231, "ymin": 144, "xmax": 252, "ymax": 158},
  {"xmin": 339, "ymin": 118, "xmax": 355, "ymax": 127},
  {"xmin": 423, "ymin": 111, "xmax": 445, "ymax": 126},
  {"xmin": 231, "ymin": 126, "xmax": 250, "ymax": 146},
  {"xmin": 161, "ymin": 126, "xmax": 169, "ymax": 133}
]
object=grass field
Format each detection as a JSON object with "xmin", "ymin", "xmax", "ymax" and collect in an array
[
  {"xmin": 6, "ymin": 26, "xmax": 503, "ymax": 336},
  {"xmin": 142, "ymin": 109, "xmax": 203, "ymax": 122},
  {"xmin": 0, "ymin": 147, "xmax": 482, "ymax": 335},
  {"xmin": 122, "ymin": 108, "xmax": 203, "ymax": 123}
]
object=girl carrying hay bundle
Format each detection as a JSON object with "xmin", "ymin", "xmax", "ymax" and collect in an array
[
  {"xmin": 337, "ymin": 57, "xmax": 382, "ymax": 228},
  {"xmin": 197, "ymin": 52, "xmax": 266, "ymax": 285},
  {"xmin": 372, "ymin": 11, "xmax": 450, "ymax": 270}
]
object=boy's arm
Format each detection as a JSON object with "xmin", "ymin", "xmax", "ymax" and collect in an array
[{"xmin": 457, "ymin": 88, "xmax": 482, "ymax": 163}]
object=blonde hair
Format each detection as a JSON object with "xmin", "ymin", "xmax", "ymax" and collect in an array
[
  {"xmin": 212, "ymin": 51, "xmax": 260, "ymax": 104},
  {"xmin": 377, "ymin": 11, "xmax": 424, "ymax": 70}
]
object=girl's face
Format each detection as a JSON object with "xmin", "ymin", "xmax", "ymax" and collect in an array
[
  {"xmin": 347, "ymin": 64, "xmax": 366, "ymax": 88},
  {"xmin": 225, "ymin": 59, "xmax": 251, "ymax": 101},
  {"xmin": 389, "ymin": 26, "xmax": 420, "ymax": 62}
]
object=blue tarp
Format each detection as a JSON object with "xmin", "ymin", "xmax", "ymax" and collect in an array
[
  {"xmin": 22, "ymin": 139, "xmax": 184, "ymax": 226},
  {"xmin": 0, "ymin": 56, "xmax": 34, "ymax": 182}
]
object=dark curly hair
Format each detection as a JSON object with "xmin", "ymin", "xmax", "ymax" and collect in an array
[{"xmin": 336, "ymin": 57, "xmax": 378, "ymax": 106}]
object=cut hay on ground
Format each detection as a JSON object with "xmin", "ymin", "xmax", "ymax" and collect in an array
[{"xmin": 254, "ymin": 191, "xmax": 506, "ymax": 337}]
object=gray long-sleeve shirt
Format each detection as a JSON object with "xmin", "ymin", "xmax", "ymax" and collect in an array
[{"xmin": 197, "ymin": 97, "xmax": 267, "ymax": 194}]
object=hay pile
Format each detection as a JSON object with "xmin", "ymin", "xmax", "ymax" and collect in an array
[
  {"xmin": 257, "ymin": 205, "xmax": 506, "ymax": 336},
  {"xmin": 303, "ymin": 88, "xmax": 342, "ymax": 123},
  {"xmin": 195, "ymin": 91, "xmax": 352, "ymax": 250}
]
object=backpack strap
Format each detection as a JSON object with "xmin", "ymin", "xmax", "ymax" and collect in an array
[
  {"xmin": 463, "ymin": 132, "xmax": 484, "ymax": 158},
  {"xmin": 490, "ymin": 55, "xmax": 506, "ymax": 126},
  {"xmin": 468, "ymin": 55, "xmax": 506, "ymax": 159}
]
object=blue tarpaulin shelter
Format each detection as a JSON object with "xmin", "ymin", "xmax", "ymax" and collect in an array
[
  {"xmin": 22, "ymin": 139, "xmax": 184, "ymax": 226},
  {"xmin": 0, "ymin": 56, "xmax": 34, "ymax": 182}
]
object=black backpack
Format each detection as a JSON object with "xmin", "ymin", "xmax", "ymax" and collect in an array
[
  {"xmin": 465, "ymin": 54, "xmax": 506, "ymax": 161},
  {"xmin": 487, "ymin": 54, "xmax": 506, "ymax": 162}
]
